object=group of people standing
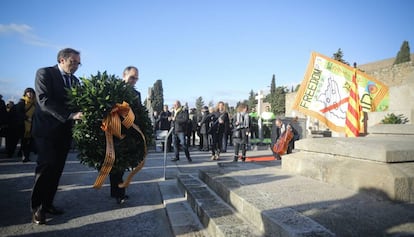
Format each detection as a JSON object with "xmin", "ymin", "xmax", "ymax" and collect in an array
[
  {"xmin": 197, "ymin": 101, "xmax": 250, "ymax": 162},
  {"xmin": 197, "ymin": 101, "xmax": 231, "ymax": 160},
  {"xmin": 152, "ymin": 101, "xmax": 252, "ymax": 162},
  {"xmin": 151, "ymin": 102, "xmax": 301, "ymax": 163},
  {"xmin": 0, "ymin": 88, "xmax": 37, "ymax": 162}
]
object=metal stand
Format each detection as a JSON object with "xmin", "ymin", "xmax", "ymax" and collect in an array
[{"xmin": 163, "ymin": 127, "xmax": 174, "ymax": 180}]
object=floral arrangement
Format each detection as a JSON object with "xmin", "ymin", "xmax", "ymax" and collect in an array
[{"xmin": 68, "ymin": 71, "xmax": 152, "ymax": 188}]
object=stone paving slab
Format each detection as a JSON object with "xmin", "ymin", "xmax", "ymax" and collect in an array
[
  {"xmin": 0, "ymin": 151, "xmax": 174, "ymax": 237},
  {"xmin": 159, "ymin": 179, "xmax": 211, "ymax": 237}
]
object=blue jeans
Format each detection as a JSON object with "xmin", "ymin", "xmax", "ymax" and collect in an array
[{"xmin": 173, "ymin": 132, "xmax": 190, "ymax": 159}]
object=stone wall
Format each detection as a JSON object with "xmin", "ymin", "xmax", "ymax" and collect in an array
[{"xmin": 358, "ymin": 54, "xmax": 414, "ymax": 87}]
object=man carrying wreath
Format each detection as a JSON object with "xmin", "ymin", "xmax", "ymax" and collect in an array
[
  {"xmin": 31, "ymin": 48, "xmax": 83, "ymax": 225},
  {"xmin": 109, "ymin": 66, "xmax": 142, "ymax": 204}
]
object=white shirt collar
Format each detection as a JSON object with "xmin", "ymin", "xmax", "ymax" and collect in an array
[{"xmin": 57, "ymin": 64, "xmax": 70, "ymax": 77}]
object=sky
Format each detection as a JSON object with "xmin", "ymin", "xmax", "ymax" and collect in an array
[{"xmin": 1, "ymin": 0, "xmax": 413, "ymax": 108}]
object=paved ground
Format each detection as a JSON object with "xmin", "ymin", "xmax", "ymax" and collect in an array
[
  {"xmin": 2, "ymin": 143, "xmax": 414, "ymax": 237},
  {"xmin": 0, "ymin": 143, "xmax": 256, "ymax": 237}
]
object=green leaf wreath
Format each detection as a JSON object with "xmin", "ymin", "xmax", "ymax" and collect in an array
[{"xmin": 68, "ymin": 71, "xmax": 153, "ymax": 174}]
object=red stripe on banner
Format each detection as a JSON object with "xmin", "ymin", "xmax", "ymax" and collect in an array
[{"xmin": 320, "ymin": 97, "xmax": 349, "ymax": 113}]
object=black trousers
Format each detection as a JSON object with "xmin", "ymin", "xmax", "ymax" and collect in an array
[
  {"xmin": 21, "ymin": 137, "xmax": 33, "ymax": 159},
  {"xmin": 109, "ymin": 171, "xmax": 125, "ymax": 198},
  {"xmin": 31, "ymin": 136, "xmax": 71, "ymax": 211},
  {"xmin": 201, "ymin": 133, "xmax": 209, "ymax": 150},
  {"xmin": 234, "ymin": 142, "xmax": 246, "ymax": 158},
  {"xmin": 5, "ymin": 127, "xmax": 23, "ymax": 157}
]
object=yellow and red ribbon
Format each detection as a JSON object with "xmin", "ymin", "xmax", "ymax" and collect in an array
[{"xmin": 93, "ymin": 101, "xmax": 147, "ymax": 189}]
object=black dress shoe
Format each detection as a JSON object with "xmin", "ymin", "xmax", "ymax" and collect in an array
[
  {"xmin": 171, "ymin": 157, "xmax": 179, "ymax": 161},
  {"xmin": 117, "ymin": 195, "xmax": 129, "ymax": 204},
  {"xmin": 32, "ymin": 209, "xmax": 46, "ymax": 225},
  {"xmin": 45, "ymin": 206, "xmax": 64, "ymax": 215},
  {"xmin": 187, "ymin": 157, "xmax": 192, "ymax": 162}
]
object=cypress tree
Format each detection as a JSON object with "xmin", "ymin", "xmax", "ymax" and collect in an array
[
  {"xmin": 247, "ymin": 89, "xmax": 257, "ymax": 111},
  {"xmin": 394, "ymin": 40, "xmax": 411, "ymax": 65},
  {"xmin": 150, "ymin": 80, "xmax": 164, "ymax": 113},
  {"xmin": 195, "ymin": 96, "xmax": 204, "ymax": 113}
]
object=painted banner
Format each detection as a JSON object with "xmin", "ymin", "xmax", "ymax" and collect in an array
[{"xmin": 292, "ymin": 52, "xmax": 389, "ymax": 133}]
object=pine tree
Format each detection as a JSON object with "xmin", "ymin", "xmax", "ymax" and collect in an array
[
  {"xmin": 265, "ymin": 74, "xmax": 277, "ymax": 114},
  {"xmin": 195, "ymin": 96, "xmax": 204, "ymax": 113},
  {"xmin": 394, "ymin": 40, "xmax": 411, "ymax": 65},
  {"xmin": 247, "ymin": 89, "xmax": 257, "ymax": 111},
  {"xmin": 150, "ymin": 80, "xmax": 164, "ymax": 113},
  {"xmin": 264, "ymin": 74, "xmax": 286, "ymax": 116},
  {"xmin": 273, "ymin": 86, "xmax": 286, "ymax": 116},
  {"xmin": 332, "ymin": 48, "xmax": 350, "ymax": 65}
]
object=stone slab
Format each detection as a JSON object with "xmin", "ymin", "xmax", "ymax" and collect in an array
[
  {"xmin": 368, "ymin": 124, "xmax": 414, "ymax": 136},
  {"xmin": 295, "ymin": 136, "xmax": 414, "ymax": 162},
  {"xmin": 282, "ymin": 151, "xmax": 414, "ymax": 203}
]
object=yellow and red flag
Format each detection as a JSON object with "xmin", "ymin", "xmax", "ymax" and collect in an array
[
  {"xmin": 344, "ymin": 70, "xmax": 361, "ymax": 137},
  {"xmin": 292, "ymin": 52, "xmax": 389, "ymax": 134}
]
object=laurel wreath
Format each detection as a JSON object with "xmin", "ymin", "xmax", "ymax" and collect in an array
[{"xmin": 67, "ymin": 71, "xmax": 152, "ymax": 173}]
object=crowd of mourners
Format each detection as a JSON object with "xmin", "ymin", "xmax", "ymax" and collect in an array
[
  {"xmin": 1, "ymin": 92, "xmax": 299, "ymax": 163},
  {"xmin": 152, "ymin": 101, "xmax": 252, "ymax": 162},
  {"xmin": 151, "ymin": 100, "xmax": 301, "ymax": 162},
  {"xmin": 0, "ymin": 89, "xmax": 37, "ymax": 162}
]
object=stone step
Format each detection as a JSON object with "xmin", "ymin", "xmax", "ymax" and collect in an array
[
  {"xmin": 198, "ymin": 163, "xmax": 335, "ymax": 237},
  {"xmin": 282, "ymin": 151, "xmax": 414, "ymax": 203},
  {"xmin": 289, "ymin": 132, "xmax": 414, "ymax": 203},
  {"xmin": 177, "ymin": 173, "xmax": 264, "ymax": 237},
  {"xmin": 368, "ymin": 124, "xmax": 414, "ymax": 136},
  {"xmin": 295, "ymin": 136, "xmax": 414, "ymax": 163},
  {"xmin": 197, "ymin": 162, "xmax": 414, "ymax": 236},
  {"xmin": 158, "ymin": 179, "xmax": 211, "ymax": 237}
]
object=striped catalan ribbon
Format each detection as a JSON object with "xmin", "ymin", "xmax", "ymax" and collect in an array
[
  {"xmin": 93, "ymin": 101, "xmax": 147, "ymax": 189},
  {"xmin": 344, "ymin": 70, "xmax": 361, "ymax": 137}
]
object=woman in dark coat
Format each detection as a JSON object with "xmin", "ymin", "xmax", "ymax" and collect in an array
[
  {"xmin": 197, "ymin": 106, "xmax": 210, "ymax": 151},
  {"xmin": 5, "ymin": 100, "xmax": 24, "ymax": 158},
  {"xmin": 17, "ymin": 88, "xmax": 36, "ymax": 162}
]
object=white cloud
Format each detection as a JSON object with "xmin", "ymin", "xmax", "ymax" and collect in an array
[
  {"xmin": 0, "ymin": 23, "xmax": 32, "ymax": 34},
  {"xmin": 0, "ymin": 23, "xmax": 60, "ymax": 48}
]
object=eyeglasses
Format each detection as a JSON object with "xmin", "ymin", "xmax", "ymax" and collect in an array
[{"xmin": 67, "ymin": 58, "xmax": 82, "ymax": 67}]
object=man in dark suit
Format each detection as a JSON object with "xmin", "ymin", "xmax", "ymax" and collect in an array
[
  {"xmin": 31, "ymin": 48, "xmax": 83, "ymax": 225},
  {"xmin": 170, "ymin": 100, "xmax": 192, "ymax": 162},
  {"xmin": 109, "ymin": 66, "xmax": 141, "ymax": 205},
  {"xmin": 159, "ymin": 104, "xmax": 173, "ymax": 152}
]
